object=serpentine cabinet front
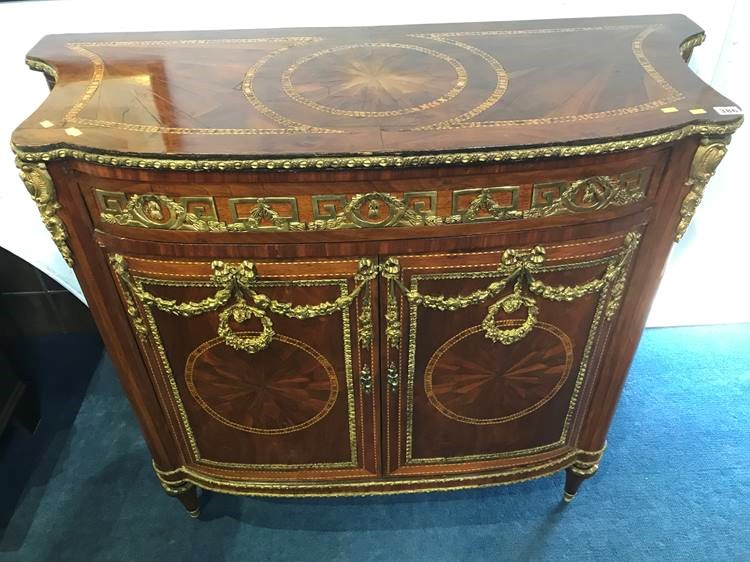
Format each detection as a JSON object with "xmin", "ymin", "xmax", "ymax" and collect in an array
[
  {"xmin": 101, "ymin": 224, "xmax": 644, "ymax": 481},
  {"xmin": 10, "ymin": 16, "xmax": 743, "ymax": 515},
  {"xmin": 48, "ymin": 136, "xmax": 696, "ymax": 507}
]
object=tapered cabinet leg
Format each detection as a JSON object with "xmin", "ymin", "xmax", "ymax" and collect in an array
[
  {"xmin": 172, "ymin": 484, "xmax": 201, "ymax": 518},
  {"xmin": 563, "ymin": 462, "xmax": 599, "ymax": 503},
  {"xmin": 161, "ymin": 480, "xmax": 201, "ymax": 518}
]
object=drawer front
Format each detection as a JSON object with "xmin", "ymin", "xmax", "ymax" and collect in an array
[
  {"xmin": 381, "ymin": 226, "xmax": 643, "ymax": 476},
  {"xmin": 76, "ymin": 150, "xmax": 665, "ymax": 242},
  {"xmin": 108, "ymin": 253, "xmax": 380, "ymax": 478}
]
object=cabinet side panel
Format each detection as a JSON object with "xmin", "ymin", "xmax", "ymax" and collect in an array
[
  {"xmin": 47, "ymin": 162, "xmax": 183, "ymax": 469},
  {"xmin": 575, "ymin": 137, "xmax": 703, "ymax": 449}
]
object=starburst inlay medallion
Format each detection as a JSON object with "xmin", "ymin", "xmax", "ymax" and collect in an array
[
  {"xmin": 425, "ymin": 321, "xmax": 573, "ymax": 424},
  {"xmin": 185, "ymin": 333, "xmax": 338, "ymax": 434},
  {"xmin": 282, "ymin": 42, "xmax": 468, "ymax": 118}
]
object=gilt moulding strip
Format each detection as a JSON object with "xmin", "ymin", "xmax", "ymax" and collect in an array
[{"xmin": 11, "ymin": 119, "xmax": 742, "ymax": 172}]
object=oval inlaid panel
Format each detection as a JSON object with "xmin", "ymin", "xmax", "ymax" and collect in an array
[
  {"xmin": 282, "ymin": 43, "xmax": 468, "ymax": 118},
  {"xmin": 243, "ymin": 38, "xmax": 507, "ymax": 131},
  {"xmin": 185, "ymin": 332, "xmax": 338, "ymax": 435},
  {"xmin": 425, "ymin": 321, "xmax": 573, "ymax": 424}
]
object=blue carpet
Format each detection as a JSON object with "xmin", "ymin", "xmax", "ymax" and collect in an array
[{"xmin": 1, "ymin": 325, "xmax": 748, "ymax": 561}]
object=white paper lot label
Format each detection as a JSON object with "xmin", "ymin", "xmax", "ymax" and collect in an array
[{"xmin": 714, "ymin": 106, "xmax": 742, "ymax": 116}]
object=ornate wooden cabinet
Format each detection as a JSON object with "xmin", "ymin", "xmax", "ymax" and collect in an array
[{"xmin": 10, "ymin": 15, "xmax": 741, "ymax": 517}]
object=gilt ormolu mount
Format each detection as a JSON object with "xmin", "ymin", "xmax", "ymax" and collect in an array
[{"xmin": 11, "ymin": 15, "xmax": 742, "ymax": 516}]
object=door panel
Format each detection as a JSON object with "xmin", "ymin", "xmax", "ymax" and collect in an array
[
  {"xmin": 381, "ymin": 229, "xmax": 642, "ymax": 475},
  {"xmin": 108, "ymin": 252, "xmax": 380, "ymax": 477}
]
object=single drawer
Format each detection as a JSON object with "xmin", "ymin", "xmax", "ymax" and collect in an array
[{"xmin": 76, "ymin": 148, "xmax": 665, "ymax": 243}]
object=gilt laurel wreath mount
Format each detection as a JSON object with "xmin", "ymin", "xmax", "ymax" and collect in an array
[
  {"xmin": 110, "ymin": 232, "xmax": 640, "ymax": 355},
  {"xmin": 110, "ymin": 254, "xmax": 380, "ymax": 354},
  {"xmin": 381, "ymin": 232, "xmax": 641, "ymax": 348}
]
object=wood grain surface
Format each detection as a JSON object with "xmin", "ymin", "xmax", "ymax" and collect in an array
[
  {"xmin": 12, "ymin": 15, "xmax": 740, "ymax": 159},
  {"xmin": 8, "ymin": 16, "xmax": 742, "ymax": 509}
]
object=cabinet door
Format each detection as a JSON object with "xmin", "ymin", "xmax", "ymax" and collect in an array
[
  {"xmin": 108, "ymin": 252, "xmax": 381, "ymax": 478},
  {"xmin": 380, "ymin": 229, "xmax": 641, "ymax": 475}
]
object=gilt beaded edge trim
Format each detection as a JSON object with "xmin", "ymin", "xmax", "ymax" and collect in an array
[
  {"xmin": 150, "ymin": 446, "xmax": 607, "ymax": 497},
  {"xmin": 679, "ymin": 32, "xmax": 705, "ymax": 59},
  {"xmin": 26, "ymin": 58, "xmax": 58, "ymax": 81},
  {"xmin": 11, "ymin": 119, "xmax": 741, "ymax": 172}
]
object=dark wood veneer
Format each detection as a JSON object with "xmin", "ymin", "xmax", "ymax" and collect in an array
[
  {"xmin": 13, "ymin": 15, "xmax": 739, "ymax": 158},
  {"xmin": 9, "ymin": 16, "xmax": 741, "ymax": 515}
]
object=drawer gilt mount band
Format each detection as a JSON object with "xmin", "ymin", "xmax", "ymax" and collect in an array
[{"xmin": 95, "ymin": 169, "xmax": 650, "ymax": 233}]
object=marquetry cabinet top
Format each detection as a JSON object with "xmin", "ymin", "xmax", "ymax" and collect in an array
[{"xmin": 12, "ymin": 14, "xmax": 742, "ymax": 169}]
